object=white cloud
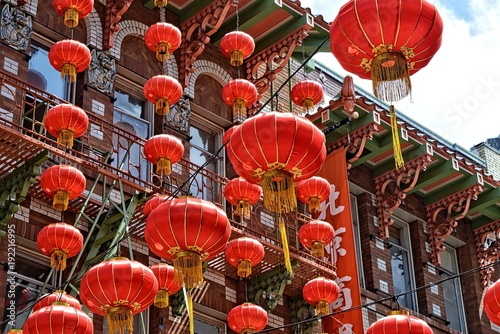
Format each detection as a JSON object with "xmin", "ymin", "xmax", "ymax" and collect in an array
[{"xmin": 302, "ymin": 0, "xmax": 500, "ymax": 149}]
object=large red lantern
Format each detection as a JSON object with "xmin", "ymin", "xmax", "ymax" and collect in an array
[
  {"xmin": 40, "ymin": 165, "xmax": 86, "ymax": 211},
  {"xmin": 484, "ymin": 279, "xmax": 500, "ymax": 325},
  {"xmin": 144, "ymin": 134, "xmax": 184, "ymax": 177},
  {"xmin": 290, "ymin": 80, "xmax": 324, "ymax": 113},
  {"xmin": 144, "ymin": 75, "xmax": 183, "ymax": 115},
  {"xmin": 23, "ymin": 302, "xmax": 93, "ymax": 334},
  {"xmin": 302, "ymin": 277, "xmax": 339, "ymax": 316},
  {"xmin": 222, "ymin": 79, "xmax": 258, "ymax": 119},
  {"xmin": 48, "ymin": 40, "xmax": 91, "ymax": 82},
  {"xmin": 366, "ymin": 310, "xmax": 434, "ymax": 334},
  {"xmin": 224, "ymin": 177, "xmax": 261, "ymax": 219},
  {"xmin": 227, "ymin": 303, "xmax": 268, "ymax": 334},
  {"xmin": 225, "ymin": 237, "xmax": 265, "ymax": 278},
  {"xmin": 151, "ymin": 263, "xmax": 183, "ymax": 308},
  {"xmin": 295, "ymin": 176, "xmax": 330, "ymax": 217},
  {"xmin": 44, "ymin": 103, "xmax": 89, "ymax": 149},
  {"xmin": 37, "ymin": 222, "xmax": 83, "ymax": 271},
  {"xmin": 143, "ymin": 194, "xmax": 169, "ymax": 216},
  {"xmin": 329, "ymin": 0, "xmax": 443, "ymax": 103},
  {"xmin": 144, "ymin": 23, "xmax": 181, "ymax": 62},
  {"xmin": 80, "ymin": 257, "xmax": 158, "ymax": 334},
  {"xmin": 298, "ymin": 220, "xmax": 334, "ymax": 258},
  {"xmin": 33, "ymin": 290, "xmax": 82, "ymax": 312},
  {"xmin": 52, "ymin": 0, "xmax": 94, "ymax": 28},
  {"xmin": 220, "ymin": 31, "xmax": 255, "ymax": 67},
  {"xmin": 145, "ymin": 197, "xmax": 231, "ymax": 289}
]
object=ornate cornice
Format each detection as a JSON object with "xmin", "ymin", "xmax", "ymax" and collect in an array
[
  {"xmin": 474, "ymin": 221, "xmax": 500, "ymax": 288},
  {"xmin": 104, "ymin": 0, "xmax": 133, "ymax": 50}
]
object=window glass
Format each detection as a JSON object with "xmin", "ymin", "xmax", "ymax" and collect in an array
[
  {"xmin": 194, "ymin": 318, "xmax": 222, "ymax": 334},
  {"xmin": 28, "ymin": 44, "xmax": 67, "ymax": 99}
]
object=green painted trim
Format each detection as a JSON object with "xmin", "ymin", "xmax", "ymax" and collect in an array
[
  {"xmin": 424, "ymin": 174, "xmax": 482, "ymax": 206},
  {"xmin": 372, "ymin": 144, "xmax": 430, "ymax": 178}
]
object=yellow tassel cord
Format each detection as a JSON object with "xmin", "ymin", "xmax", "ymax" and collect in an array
[
  {"xmin": 311, "ymin": 241, "xmax": 325, "ymax": 258},
  {"xmin": 242, "ymin": 330, "xmax": 255, "ymax": 334},
  {"xmin": 156, "ymin": 157, "xmax": 172, "ymax": 177},
  {"xmin": 154, "ymin": 289, "xmax": 169, "ymax": 308},
  {"xmin": 233, "ymin": 98, "xmax": 247, "ymax": 119},
  {"xmin": 308, "ymin": 197, "xmax": 321, "ymax": 214},
  {"xmin": 51, "ymin": 249, "xmax": 68, "ymax": 271},
  {"xmin": 230, "ymin": 50, "xmax": 244, "ymax": 67},
  {"xmin": 389, "ymin": 105, "xmax": 405, "ymax": 170},
  {"xmin": 155, "ymin": 42, "xmax": 171, "ymax": 62},
  {"xmin": 261, "ymin": 170, "xmax": 297, "ymax": 214},
  {"xmin": 316, "ymin": 300, "xmax": 329, "ymax": 317},
  {"xmin": 64, "ymin": 7, "xmax": 79, "ymax": 28},
  {"xmin": 371, "ymin": 52, "xmax": 411, "ymax": 103},
  {"xmin": 58, "ymin": 129, "xmax": 75, "ymax": 149},
  {"xmin": 61, "ymin": 63, "xmax": 77, "ymax": 83},
  {"xmin": 279, "ymin": 219, "xmax": 293, "ymax": 275},
  {"xmin": 155, "ymin": 98, "xmax": 170, "ymax": 116},
  {"xmin": 302, "ymin": 98, "xmax": 314, "ymax": 113},
  {"xmin": 237, "ymin": 259, "xmax": 252, "ymax": 278},
  {"xmin": 173, "ymin": 251, "xmax": 203, "ymax": 289},
  {"xmin": 53, "ymin": 190, "xmax": 70, "ymax": 211},
  {"xmin": 187, "ymin": 291, "xmax": 194, "ymax": 334},
  {"xmin": 107, "ymin": 307, "xmax": 133, "ymax": 334},
  {"xmin": 154, "ymin": 0, "xmax": 168, "ymax": 7},
  {"xmin": 235, "ymin": 200, "xmax": 250, "ymax": 219}
]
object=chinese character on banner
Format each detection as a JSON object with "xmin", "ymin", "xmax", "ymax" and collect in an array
[{"xmin": 318, "ymin": 147, "xmax": 364, "ymax": 334}]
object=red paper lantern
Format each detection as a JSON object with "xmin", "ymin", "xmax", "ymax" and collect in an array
[
  {"xmin": 220, "ymin": 31, "xmax": 255, "ymax": 66},
  {"xmin": 33, "ymin": 290, "xmax": 82, "ymax": 312},
  {"xmin": 366, "ymin": 310, "xmax": 434, "ymax": 334},
  {"xmin": 225, "ymin": 237, "xmax": 265, "ymax": 278},
  {"xmin": 222, "ymin": 79, "xmax": 258, "ymax": 119},
  {"xmin": 329, "ymin": 0, "xmax": 443, "ymax": 102},
  {"xmin": 298, "ymin": 220, "xmax": 334, "ymax": 258},
  {"xmin": 40, "ymin": 165, "xmax": 86, "ymax": 211},
  {"xmin": 227, "ymin": 303, "xmax": 268, "ymax": 334},
  {"xmin": 44, "ymin": 103, "xmax": 89, "ymax": 149},
  {"xmin": 151, "ymin": 263, "xmax": 183, "ymax": 308},
  {"xmin": 80, "ymin": 257, "xmax": 158, "ymax": 334},
  {"xmin": 145, "ymin": 197, "xmax": 231, "ymax": 289},
  {"xmin": 290, "ymin": 80, "xmax": 324, "ymax": 113},
  {"xmin": 144, "ymin": 75, "xmax": 183, "ymax": 115},
  {"xmin": 143, "ymin": 194, "xmax": 169, "ymax": 216},
  {"xmin": 144, "ymin": 134, "xmax": 184, "ymax": 177},
  {"xmin": 144, "ymin": 23, "xmax": 181, "ymax": 62},
  {"xmin": 225, "ymin": 111, "xmax": 326, "ymax": 214},
  {"xmin": 23, "ymin": 302, "xmax": 93, "ymax": 334},
  {"xmin": 484, "ymin": 279, "xmax": 500, "ymax": 325},
  {"xmin": 48, "ymin": 40, "xmax": 91, "ymax": 82},
  {"xmin": 224, "ymin": 177, "xmax": 261, "ymax": 219},
  {"xmin": 37, "ymin": 222, "xmax": 83, "ymax": 271},
  {"xmin": 296, "ymin": 176, "xmax": 330, "ymax": 217},
  {"xmin": 302, "ymin": 277, "xmax": 339, "ymax": 316},
  {"xmin": 52, "ymin": 0, "xmax": 94, "ymax": 28}
]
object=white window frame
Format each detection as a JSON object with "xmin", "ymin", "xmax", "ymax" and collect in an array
[{"xmin": 193, "ymin": 304, "xmax": 227, "ymax": 334}]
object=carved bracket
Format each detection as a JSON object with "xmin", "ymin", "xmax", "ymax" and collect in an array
[
  {"xmin": 289, "ymin": 295, "xmax": 318, "ymax": 334},
  {"xmin": 179, "ymin": 0, "xmax": 232, "ymax": 88},
  {"xmin": 104, "ymin": 0, "xmax": 133, "ymax": 50},
  {"xmin": 427, "ymin": 184, "xmax": 484, "ymax": 265},
  {"xmin": 474, "ymin": 221, "xmax": 500, "ymax": 288},
  {"xmin": 375, "ymin": 155, "xmax": 432, "ymax": 239},
  {"xmin": 245, "ymin": 28, "xmax": 309, "ymax": 97},
  {"xmin": 0, "ymin": 4, "xmax": 32, "ymax": 52}
]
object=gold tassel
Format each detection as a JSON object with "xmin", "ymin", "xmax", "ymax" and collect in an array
[
  {"xmin": 233, "ymin": 98, "xmax": 246, "ymax": 119},
  {"xmin": 316, "ymin": 300, "xmax": 329, "ymax": 317},
  {"xmin": 64, "ymin": 7, "xmax": 79, "ymax": 28},
  {"xmin": 235, "ymin": 200, "xmax": 250, "ymax": 219},
  {"xmin": 311, "ymin": 241, "xmax": 324, "ymax": 258},
  {"xmin": 107, "ymin": 307, "xmax": 133, "ymax": 334},
  {"xmin": 187, "ymin": 291, "xmax": 194, "ymax": 334},
  {"xmin": 279, "ymin": 219, "xmax": 293, "ymax": 275},
  {"xmin": 389, "ymin": 105, "xmax": 405, "ymax": 170},
  {"xmin": 155, "ymin": 42, "xmax": 171, "ymax": 62},
  {"xmin": 154, "ymin": 0, "xmax": 168, "ymax": 7},
  {"xmin": 261, "ymin": 170, "xmax": 296, "ymax": 214},
  {"xmin": 308, "ymin": 197, "xmax": 321, "ymax": 213},
  {"xmin": 371, "ymin": 52, "xmax": 411, "ymax": 103},
  {"xmin": 173, "ymin": 251, "xmax": 203, "ymax": 289},
  {"xmin": 237, "ymin": 259, "xmax": 252, "ymax": 278},
  {"xmin": 157, "ymin": 157, "xmax": 172, "ymax": 176},
  {"xmin": 154, "ymin": 289, "xmax": 169, "ymax": 308},
  {"xmin": 230, "ymin": 50, "xmax": 244, "ymax": 67},
  {"xmin": 51, "ymin": 250, "xmax": 68, "ymax": 271},
  {"xmin": 58, "ymin": 129, "xmax": 75, "ymax": 148},
  {"xmin": 302, "ymin": 98, "xmax": 314, "ymax": 113},
  {"xmin": 61, "ymin": 63, "xmax": 77, "ymax": 83},
  {"xmin": 53, "ymin": 190, "xmax": 69, "ymax": 211},
  {"xmin": 155, "ymin": 98, "xmax": 170, "ymax": 116},
  {"xmin": 242, "ymin": 330, "xmax": 255, "ymax": 334}
]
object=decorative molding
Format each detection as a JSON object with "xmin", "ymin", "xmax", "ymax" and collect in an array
[
  {"xmin": 289, "ymin": 295, "xmax": 318, "ymax": 334},
  {"xmin": 0, "ymin": 3, "xmax": 32, "ymax": 52},
  {"xmin": 179, "ymin": 0, "xmax": 232, "ymax": 88},
  {"xmin": 341, "ymin": 75, "xmax": 356, "ymax": 116},
  {"xmin": 104, "ymin": 0, "xmax": 133, "ymax": 50},
  {"xmin": 474, "ymin": 221, "xmax": 500, "ymax": 288},
  {"xmin": 375, "ymin": 154, "xmax": 432, "ymax": 239},
  {"xmin": 88, "ymin": 49, "xmax": 116, "ymax": 94},
  {"xmin": 184, "ymin": 59, "xmax": 232, "ymax": 99},
  {"xmin": 165, "ymin": 95, "xmax": 191, "ymax": 132},
  {"xmin": 427, "ymin": 184, "xmax": 483, "ymax": 265}
]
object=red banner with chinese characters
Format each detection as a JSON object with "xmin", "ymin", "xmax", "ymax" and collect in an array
[{"xmin": 317, "ymin": 147, "xmax": 364, "ymax": 334}]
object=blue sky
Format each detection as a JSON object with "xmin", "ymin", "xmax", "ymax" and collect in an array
[{"xmin": 301, "ymin": 0, "xmax": 500, "ymax": 150}]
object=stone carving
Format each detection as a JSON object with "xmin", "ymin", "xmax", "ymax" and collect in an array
[
  {"xmin": 165, "ymin": 95, "xmax": 191, "ymax": 132},
  {"xmin": 88, "ymin": 49, "xmax": 116, "ymax": 94},
  {"xmin": 0, "ymin": 4, "xmax": 32, "ymax": 52}
]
